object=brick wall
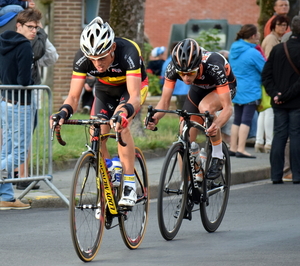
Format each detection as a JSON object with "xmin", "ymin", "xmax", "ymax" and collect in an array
[
  {"xmin": 52, "ymin": 0, "xmax": 259, "ymax": 110},
  {"xmin": 52, "ymin": 0, "xmax": 110, "ymax": 110},
  {"xmin": 145, "ymin": 0, "xmax": 260, "ymax": 57}
]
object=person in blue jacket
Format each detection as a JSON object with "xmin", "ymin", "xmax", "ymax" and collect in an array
[
  {"xmin": 228, "ymin": 24, "xmax": 266, "ymax": 158},
  {"xmin": 0, "ymin": 0, "xmax": 35, "ymax": 16}
]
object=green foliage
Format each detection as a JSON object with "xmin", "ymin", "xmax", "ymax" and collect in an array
[
  {"xmin": 143, "ymin": 42, "xmax": 153, "ymax": 66},
  {"xmin": 195, "ymin": 29, "xmax": 222, "ymax": 51},
  {"xmin": 143, "ymin": 43, "xmax": 162, "ymax": 96},
  {"xmin": 147, "ymin": 73, "xmax": 161, "ymax": 96}
]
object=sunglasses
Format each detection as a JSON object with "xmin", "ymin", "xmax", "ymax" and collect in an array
[{"xmin": 176, "ymin": 67, "xmax": 199, "ymax": 76}]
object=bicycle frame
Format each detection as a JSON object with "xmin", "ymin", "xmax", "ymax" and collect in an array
[
  {"xmin": 178, "ymin": 113, "xmax": 212, "ymax": 205},
  {"xmin": 52, "ymin": 119, "xmax": 122, "ymax": 215}
]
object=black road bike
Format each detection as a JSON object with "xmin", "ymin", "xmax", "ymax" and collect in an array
[{"xmin": 145, "ymin": 106, "xmax": 231, "ymax": 240}]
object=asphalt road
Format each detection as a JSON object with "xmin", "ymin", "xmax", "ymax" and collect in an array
[{"xmin": 1, "ymin": 180, "xmax": 300, "ymax": 266}]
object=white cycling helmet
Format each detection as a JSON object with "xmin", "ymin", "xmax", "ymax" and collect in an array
[{"xmin": 80, "ymin": 17, "xmax": 115, "ymax": 58}]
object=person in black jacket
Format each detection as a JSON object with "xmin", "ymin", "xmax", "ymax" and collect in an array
[
  {"xmin": 262, "ymin": 15, "xmax": 300, "ymax": 185},
  {"xmin": 0, "ymin": 8, "xmax": 42, "ymax": 210}
]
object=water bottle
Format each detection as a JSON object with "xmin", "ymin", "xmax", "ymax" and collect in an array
[
  {"xmin": 190, "ymin": 142, "xmax": 203, "ymax": 181},
  {"xmin": 200, "ymin": 148, "xmax": 207, "ymax": 171},
  {"xmin": 105, "ymin": 158, "xmax": 114, "ymax": 181},
  {"xmin": 112, "ymin": 157, "xmax": 122, "ymax": 187}
]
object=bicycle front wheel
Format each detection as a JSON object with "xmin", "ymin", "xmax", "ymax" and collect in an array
[
  {"xmin": 200, "ymin": 142, "xmax": 231, "ymax": 232},
  {"xmin": 157, "ymin": 142, "xmax": 188, "ymax": 240},
  {"xmin": 119, "ymin": 147, "xmax": 149, "ymax": 249},
  {"xmin": 69, "ymin": 151, "xmax": 105, "ymax": 262}
]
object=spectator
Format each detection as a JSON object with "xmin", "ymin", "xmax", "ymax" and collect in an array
[
  {"xmin": 15, "ymin": 22, "xmax": 59, "ymax": 190},
  {"xmin": 0, "ymin": 8, "xmax": 42, "ymax": 210},
  {"xmin": 264, "ymin": 0, "xmax": 290, "ymax": 37},
  {"xmin": 0, "ymin": 0, "xmax": 35, "ymax": 16},
  {"xmin": 160, "ymin": 42, "xmax": 190, "ymax": 109},
  {"xmin": 255, "ymin": 15, "xmax": 289, "ymax": 155},
  {"xmin": 262, "ymin": 15, "xmax": 300, "ymax": 185},
  {"xmin": 228, "ymin": 24, "xmax": 266, "ymax": 158},
  {"xmin": 262, "ymin": 15, "xmax": 290, "ymax": 58},
  {"xmin": 147, "ymin": 46, "xmax": 165, "ymax": 76}
]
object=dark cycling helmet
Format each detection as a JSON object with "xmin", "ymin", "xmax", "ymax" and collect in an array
[
  {"xmin": 171, "ymin": 38, "xmax": 202, "ymax": 72},
  {"xmin": 80, "ymin": 17, "xmax": 115, "ymax": 57}
]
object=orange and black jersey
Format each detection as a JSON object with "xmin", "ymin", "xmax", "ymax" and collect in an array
[
  {"xmin": 72, "ymin": 37, "xmax": 147, "ymax": 98},
  {"xmin": 164, "ymin": 50, "xmax": 236, "ymax": 96}
]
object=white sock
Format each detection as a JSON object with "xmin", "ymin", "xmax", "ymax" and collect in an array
[
  {"xmin": 123, "ymin": 174, "xmax": 136, "ymax": 191},
  {"xmin": 212, "ymin": 143, "xmax": 223, "ymax": 159}
]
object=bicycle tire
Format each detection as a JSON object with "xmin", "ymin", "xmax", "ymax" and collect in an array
[
  {"xmin": 157, "ymin": 142, "xmax": 188, "ymax": 240},
  {"xmin": 69, "ymin": 151, "xmax": 105, "ymax": 262},
  {"xmin": 200, "ymin": 142, "xmax": 231, "ymax": 232},
  {"xmin": 119, "ymin": 147, "xmax": 149, "ymax": 249}
]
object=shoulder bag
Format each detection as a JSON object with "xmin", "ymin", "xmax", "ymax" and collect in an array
[{"xmin": 283, "ymin": 42, "xmax": 300, "ymax": 76}]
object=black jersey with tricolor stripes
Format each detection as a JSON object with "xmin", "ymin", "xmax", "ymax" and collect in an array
[{"xmin": 72, "ymin": 37, "xmax": 147, "ymax": 98}]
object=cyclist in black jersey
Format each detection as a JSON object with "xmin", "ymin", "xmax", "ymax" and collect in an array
[
  {"xmin": 146, "ymin": 38, "xmax": 236, "ymax": 179},
  {"xmin": 50, "ymin": 17, "xmax": 148, "ymax": 207}
]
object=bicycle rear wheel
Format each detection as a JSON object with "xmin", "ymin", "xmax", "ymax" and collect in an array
[
  {"xmin": 69, "ymin": 151, "xmax": 105, "ymax": 262},
  {"xmin": 157, "ymin": 142, "xmax": 188, "ymax": 240},
  {"xmin": 119, "ymin": 147, "xmax": 149, "ymax": 249},
  {"xmin": 200, "ymin": 142, "xmax": 231, "ymax": 232}
]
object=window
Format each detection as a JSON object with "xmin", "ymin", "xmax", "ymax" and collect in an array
[{"xmin": 82, "ymin": 0, "xmax": 100, "ymax": 27}]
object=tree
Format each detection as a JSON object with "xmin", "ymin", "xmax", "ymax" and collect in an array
[{"xmin": 109, "ymin": 0, "xmax": 146, "ymax": 137}]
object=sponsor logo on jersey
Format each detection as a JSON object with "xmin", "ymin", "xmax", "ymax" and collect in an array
[
  {"xmin": 107, "ymin": 103, "xmax": 114, "ymax": 110},
  {"xmin": 75, "ymin": 55, "xmax": 87, "ymax": 66}
]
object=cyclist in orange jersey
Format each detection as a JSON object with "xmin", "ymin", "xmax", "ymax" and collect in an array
[{"xmin": 146, "ymin": 38, "xmax": 236, "ymax": 179}]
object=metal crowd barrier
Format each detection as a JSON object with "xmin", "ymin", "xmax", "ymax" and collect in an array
[{"xmin": 0, "ymin": 85, "xmax": 69, "ymax": 206}]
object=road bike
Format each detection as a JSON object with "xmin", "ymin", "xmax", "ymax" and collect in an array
[
  {"xmin": 51, "ymin": 116, "xmax": 149, "ymax": 262},
  {"xmin": 145, "ymin": 106, "xmax": 231, "ymax": 240}
]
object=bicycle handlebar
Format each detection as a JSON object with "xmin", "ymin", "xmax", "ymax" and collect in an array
[
  {"xmin": 145, "ymin": 105, "xmax": 214, "ymax": 131},
  {"xmin": 51, "ymin": 118, "xmax": 127, "ymax": 147}
]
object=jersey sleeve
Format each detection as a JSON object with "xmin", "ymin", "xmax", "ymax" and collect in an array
[
  {"xmin": 72, "ymin": 49, "xmax": 89, "ymax": 80},
  {"xmin": 121, "ymin": 39, "xmax": 143, "ymax": 78},
  {"xmin": 206, "ymin": 53, "xmax": 231, "ymax": 94}
]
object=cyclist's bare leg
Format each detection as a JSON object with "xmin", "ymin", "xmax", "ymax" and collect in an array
[
  {"xmin": 117, "ymin": 126, "xmax": 135, "ymax": 175},
  {"xmin": 117, "ymin": 122, "xmax": 137, "ymax": 207},
  {"xmin": 198, "ymin": 92, "xmax": 227, "ymax": 179}
]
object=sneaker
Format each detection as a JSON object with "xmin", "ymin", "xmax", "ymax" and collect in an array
[
  {"xmin": 82, "ymin": 106, "xmax": 90, "ymax": 114},
  {"xmin": 16, "ymin": 181, "xmax": 40, "ymax": 190},
  {"xmin": 0, "ymin": 199, "xmax": 31, "ymax": 210},
  {"xmin": 283, "ymin": 173, "xmax": 292, "ymax": 182},
  {"xmin": 264, "ymin": 144, "xmax": 271, "ymax": 153},
  {"xmin": 206, "ymin": 158, "xmax": 224, "ymax": 180},
  {"xmin": 118, "ymin": 186, "xmax": 137, "ymax": 207}
]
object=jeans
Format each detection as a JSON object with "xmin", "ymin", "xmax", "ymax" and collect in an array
[
  {"xmin": 0, "ymin": 5, "xmax": 24, "ymax": 16},
  {"xmin": 0, "ymin": 101, "xmax": 33, "ymax": 201},
  {"xmin": 270, "ymin": 108, "xmax": 300, "ymax": 182}
]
